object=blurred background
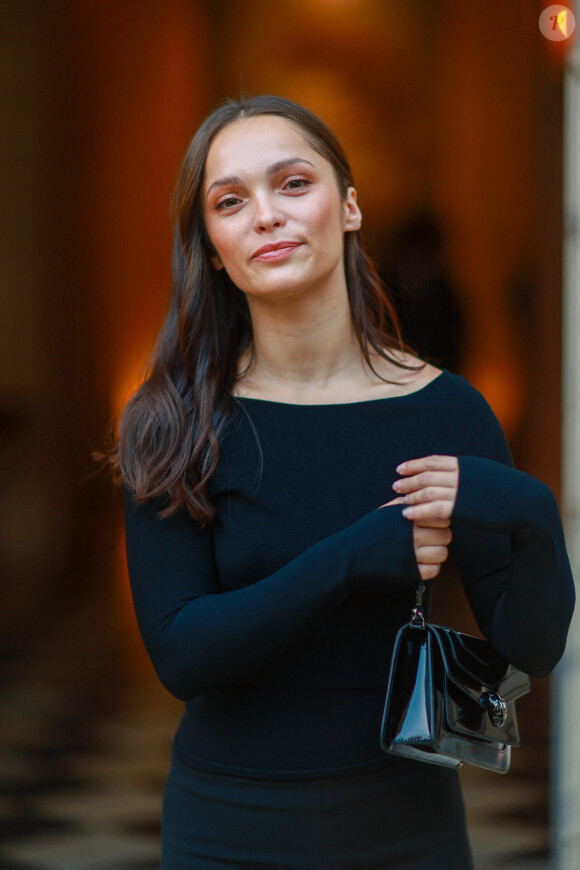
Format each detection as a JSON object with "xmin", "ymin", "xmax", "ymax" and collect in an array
[{"xmin": 0, "ymin": 1, "xmax": 578, "ymax": 868}]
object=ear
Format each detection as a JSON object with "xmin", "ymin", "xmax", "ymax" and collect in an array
[
  {"xmin": 211, "ymin": 253, "xmax": 224, "ymax": 271},
  {"xmin": 343, "ymin": 187, "xmax": 362, "ymax": 232}
]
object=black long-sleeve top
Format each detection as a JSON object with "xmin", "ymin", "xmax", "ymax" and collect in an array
[{"xmin": 123, "ymin": 371, "xmax": 575, "ymax": 780}]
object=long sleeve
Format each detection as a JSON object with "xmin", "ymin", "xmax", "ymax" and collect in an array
[
  {"xmin": 120, "ymin": 372, "xmax": 577, "ymax": 778},
  {"xmin": 124, "ymin": 487, "xmax": 420, "ymax": 701},
  {"xmin": 452, "ymin": 457, "xmax": 575, "ymax": 677}
]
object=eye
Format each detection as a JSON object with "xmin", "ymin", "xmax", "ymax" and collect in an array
[
  {"xmin": 282, "ymin": 176, "xmax": 312, "ymax": 192},
  {"xmin": 214, "ymin": 195, "xmax": 242, "ymax": 211}
]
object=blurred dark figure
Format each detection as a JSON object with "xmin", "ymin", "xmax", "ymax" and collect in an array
[{"xmin": 378, "ymin": 212, "xmax": 464, "ymax": 372}]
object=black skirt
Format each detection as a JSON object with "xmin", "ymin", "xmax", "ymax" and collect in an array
[{"xmin": 160, "ymin": 756, "xmax": 473, "ymax": 869}]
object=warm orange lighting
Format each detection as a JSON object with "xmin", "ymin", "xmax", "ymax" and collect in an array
[
  {"xmin": 465, "ymin": 359, "xmax": 524, "ymax": 440},
  {"xmin": 557, "ymin": 10, "xmax": 571, "ymax": 36},
  {"xmin": 112, "ymin": 346, "xmax": 153, "ymax": 420},
  {"xmin": 78, "ymin": 1, "xmax": 212, "ymax": 660}
]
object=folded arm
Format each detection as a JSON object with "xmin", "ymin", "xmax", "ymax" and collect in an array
[
  {"xmin": 452, "ymin": 456, "xmax": 575, "ymax": 676},
  {"xmin": 393, "ymin": 454, "xmax": 575, "ymax": 676},
  {"xmin": 124, "ymin": 487, "xmax": 421, "ymax": 700}
]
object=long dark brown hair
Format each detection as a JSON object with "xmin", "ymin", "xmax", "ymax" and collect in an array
[{"xmin": 111, "ymin": 95, "xmax": 413, "ymax": 525}]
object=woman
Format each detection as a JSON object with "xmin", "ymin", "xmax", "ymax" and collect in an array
[{"xmin": 114, "ymin": 95, "xmax": 574, "ymax": 868}]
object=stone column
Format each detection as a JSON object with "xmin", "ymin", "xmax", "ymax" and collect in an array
[{"xmin": 553, "ymin": 33, "xmax": 580, "ymax": 869}]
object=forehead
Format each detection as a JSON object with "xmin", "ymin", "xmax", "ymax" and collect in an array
[{"xmin": 203, "ymin": 115, "xmax": 325, "ymax": 186}]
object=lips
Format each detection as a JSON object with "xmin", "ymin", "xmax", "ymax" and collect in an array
[{"xmin": 251, "ymin": 241, "xmax": 302, "ymax": 262}]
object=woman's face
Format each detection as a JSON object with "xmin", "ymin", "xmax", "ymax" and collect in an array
[{"xmin": 201, "ymin": 115, "xmax": 361, "ymax": 303}]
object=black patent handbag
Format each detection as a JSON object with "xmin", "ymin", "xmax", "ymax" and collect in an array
[{"xmin": 380, "ymin": 583, "xmax": 531, "ymax": 773}]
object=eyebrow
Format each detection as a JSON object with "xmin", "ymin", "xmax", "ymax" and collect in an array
[{"xmin": 205, "ymin": 157, "xmax": 315, "ymax": 198}]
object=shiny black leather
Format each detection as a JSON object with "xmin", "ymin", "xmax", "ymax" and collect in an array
[{"xmin": 380, "ymin": 622, "xmax": 531, "ymax": 774}]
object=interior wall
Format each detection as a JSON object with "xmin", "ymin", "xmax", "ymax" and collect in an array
[
  {"xmin": 0, "ymin": 0, "xmax": 211, "ymax": 663},
  {"xmin": 0, "ymin": 3, "xmax": 70, "ymax": 657},
  {"xmin": 431, "ymin": 0, "xmax": 564, "ymax": 491}
]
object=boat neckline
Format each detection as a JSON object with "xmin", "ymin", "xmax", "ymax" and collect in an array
[{"xmin": 233, "ymin": 369, "xmax": 447, "ymax": 408}]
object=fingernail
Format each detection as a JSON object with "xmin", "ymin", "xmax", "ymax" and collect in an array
[
  {"xmin": 402, "ymin": 507, "xmax": 411, "ymax": 518},
  {"xmin": 396, "ymin": 462, "xmax": 405, "ymax": 473},
  {"xmin": 392, "ymin": 480, "xmax": 401, "ymax": 491}
]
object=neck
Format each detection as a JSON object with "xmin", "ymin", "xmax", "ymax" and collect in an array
[{"xmin": 239, "ymin": 288, "xmax": 366, "ymax": 400}]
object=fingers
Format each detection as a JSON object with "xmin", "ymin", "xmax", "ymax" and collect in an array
[
  {"xmin": 379, "ymin": 496, "xmax": 406, "ymax": 508},
  {"xmin": 417, "ymin": 562, "xmax": 441, "ymax": 581},
  {"xmin": 393, "ymin": 473, "xmax": 455, "ymax": 496},
  {"xmin": 404, "ymin": 486, "xmax": 454, "ymax": 507},
  {"xmin": 403, "ymin": 501, "xmax": 454, "ymax": 523},
  {"xmin": 413, "ymin": 523, "xmax": 451, "ymax": 581},
  {"xmin": 380, "ymin": 476, "xmax": 455, "ymax": 584},
  {"xmin": 411, "ymin": 514, "xmax": 451, "ymax": 527},
  {"xmin": 393, "ymin": 455, "xmax": 459, "ymax": 523},
  {"xmin": 413, "ymin": 525, "xmax": 452, "ymax": 547},
  {"xmin": 416, "ymin": 545, "xmax": 450, "ymax": 564},
  {"xmin": 397, "ymin": 455, "xmax": 458, "ymax": 476}
]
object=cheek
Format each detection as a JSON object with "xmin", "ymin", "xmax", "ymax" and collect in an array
[
  {"xmin": 304, "ymin": 193, "xmax": 344, "ymax": 238},
  {"xmin": 206, "ymin": 220, "xmax": 242, "ymax": 266}
]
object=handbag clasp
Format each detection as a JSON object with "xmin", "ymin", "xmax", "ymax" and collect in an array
[{"xmin": 481, "ymin": 692, "xmax": 508, "ymax": 727}]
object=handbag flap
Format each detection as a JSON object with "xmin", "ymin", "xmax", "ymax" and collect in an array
[
  {"xmin": 429, "ymin": 626, "xmax": 531, "ymax": 702},
  {"xmin": 427, "ymin": 629, "xmax": 526, "ymax": 747}
]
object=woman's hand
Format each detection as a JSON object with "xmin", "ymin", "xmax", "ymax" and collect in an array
[
  {"xmin": 381, "ymin": 495, "xmax": 453, "ymax": 581},
  {"xmin": 393, "ymin": 455, "xmax": 459, "ymax": 526},
  {"xmin": 381, "ymin": 455, "xmax": 458, "ymax": 580}
]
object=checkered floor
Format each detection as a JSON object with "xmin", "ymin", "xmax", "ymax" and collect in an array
[{"xmin": 0, "ymin": 610, "xmax": 549, "ymax": 870}]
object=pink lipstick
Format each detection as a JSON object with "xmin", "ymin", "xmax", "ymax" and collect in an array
[{"xmin": 251, "ymin": 241, "xmax": 302, "ymax": 262}]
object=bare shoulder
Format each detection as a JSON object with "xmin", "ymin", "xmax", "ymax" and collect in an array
[{"xmin": 366, "ymin": 351, "xmax": 442, "ymax": 398}]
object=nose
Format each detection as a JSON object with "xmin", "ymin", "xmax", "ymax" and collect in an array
[{"xmin": 252, "ymin": 190, "xmax": 285, "ymax": 232}]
